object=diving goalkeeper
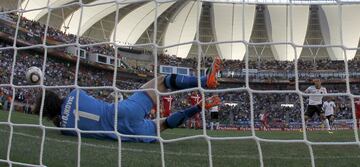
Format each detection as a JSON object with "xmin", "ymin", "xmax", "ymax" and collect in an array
[{"xmin": 33, "ymin": 57, "xmax": 222, "ymax": 143}]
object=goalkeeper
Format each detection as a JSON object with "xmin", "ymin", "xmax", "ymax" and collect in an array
[{"xmin": 33, "ymin": 57, "xmax": 222, "ymax": 143}]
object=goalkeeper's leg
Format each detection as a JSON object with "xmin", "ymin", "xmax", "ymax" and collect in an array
[
  {"xmin": 125, "ymin": 56, "xmax": 221, "ymax": 133},
  {"xmin": 141, "ymin": 56, "xmax": 222, "ymax": 104},
  {"xmin": 159, "ymin": 95, "xmax": 221, "ymax": 131}
]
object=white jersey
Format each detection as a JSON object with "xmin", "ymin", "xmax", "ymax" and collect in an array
[
  {"xmin": 259, "ymin": 113, "xmax": 264, "ymax": 120},
  {"xmin": 209, "ymin": 106, "xmax": 219, "ymax": 113},
  {"xmin": 110, "ymin": 92, "xmax": 123, "ymax": 101},
  {"xmin": 322, "ymin": 101, "xmax": 336, "ymax": 116},
  {"xmin": 305, "ymin": 86, "xmax": 327, "ymax": 105}
]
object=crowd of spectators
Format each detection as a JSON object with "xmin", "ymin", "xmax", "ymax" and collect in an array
[
  {"xmin": 0, "ymin": 12, "xmax": 359, "ymax": 129},
  {"xmin": 0, "ymin": 48, "xmax": 145, "ymax": 112},
  {"xmin": 0, "ymin": 49, "xmax": 358, "ymax": 129},
  {"xmin": 158, "ymin": 54, "xmax": 359, "ymax": 72},
  {"xmin": 1, "ymin": 12, "xmax": 359, "ymax": 80},
  {"xmin": 164, "ymin": 88, "xmax": 355, "ymax": 129},
  {"xmin": 211, "ymin": 91, "xmax": 354, "ymax": 128},
  {"xmin": 158, "ymin": 54, "xmax": 360, "ymax": 82},
  {"xmin": 0, "ymin": 12, "xmax": 158, "ymax": 75},
  {"xmin": 0, "ymin": 12, "xmax": 124, "ymax": 57}
]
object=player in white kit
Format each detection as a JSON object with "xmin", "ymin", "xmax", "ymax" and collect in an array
[
  {"xmin": 322, "ymin": 97, "xmax": 336, "ymax": 131},
  {"xmin": 303, "ymin": 79, "xmax": 331, "ymax": 133},
  {"xmin": 209, "ymin": 106, "xmax": 219, "ymax": 130}
]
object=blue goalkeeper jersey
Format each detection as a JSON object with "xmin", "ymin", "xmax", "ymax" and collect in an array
[
  {"xmin": 60, "ymin": 89, "xmax": 116, "ymax": 139},
  {"xmin": 59, "ymin": 89, "xmax": 157, "ymax": 143}
]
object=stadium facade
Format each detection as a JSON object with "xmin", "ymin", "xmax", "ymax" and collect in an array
[{"xmin": 1, "ymin": 0, "xmax": 360, "ymax": 61}]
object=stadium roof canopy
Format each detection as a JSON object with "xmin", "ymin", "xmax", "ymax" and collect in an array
[
  {"xmin": 2, "ymin": 0, "xmax": 360, "ymax": 60},
  {"xmin": 205, "ymin": 0, "xmax": 360, "ymax": 4}
]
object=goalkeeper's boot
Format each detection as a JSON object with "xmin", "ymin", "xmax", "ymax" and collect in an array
[
  {"xmin": 328, "ymin": 130, "xmax": 334, "ymax": 134},
  {"xmin": 198, "ymin": 96, "xmax": 221, "ymax": 110},
  {"xmin": 206, "ymin": 56, "xmax": 222, "ymax": 89}
]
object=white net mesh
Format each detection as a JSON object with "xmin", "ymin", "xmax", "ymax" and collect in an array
[{"xmin": 0, "ymin": 0, "xmax": 360, "ymax": 167}]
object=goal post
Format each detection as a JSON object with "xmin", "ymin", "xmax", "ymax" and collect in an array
[{"xmin": 0, "ymin": 0, "xmax": 360, "ymax": 167}]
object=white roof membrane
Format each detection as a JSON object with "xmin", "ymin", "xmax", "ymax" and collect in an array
[
  {"xmin": 110, "ymin": 1, "xmax": 175, "ymax": 45},
  {"xmin": 212, "ymin": 3, "xmax": 255, "ymax": 60},
  {"xmin": 265, "ymin": 5, "xmax": 309, "ymax": 60},
  {"xmin": 61, "ymin": 0, "xmax": 129, "ymax": 36},
  {"xmin": 163, "ymin": 1, "xmax": 202, "ymax": 58},
  {"xmin": 21, "ymin": 0, "xmax": 74, "ymax": 21},
  {"xmin": 319, "ymin": 5, "xmax": 360, "ymax": 60}
]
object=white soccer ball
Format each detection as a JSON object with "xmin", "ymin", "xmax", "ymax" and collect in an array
[{"xmin": 26, "ymin": 66, "xmax": 43, "ymax": 84}]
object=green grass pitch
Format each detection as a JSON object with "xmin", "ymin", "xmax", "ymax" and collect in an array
[{"xmin": 1, "ymin": 111, "xmax": 360, "ymax": 167}]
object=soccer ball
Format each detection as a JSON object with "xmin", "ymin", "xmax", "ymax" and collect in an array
[{"xmin": 26, "ymin": 66, "xmax": 42, "ymax": 84}]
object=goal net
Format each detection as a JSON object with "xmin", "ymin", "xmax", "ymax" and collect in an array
[{"xmin": 0, "ymin": 0, "xmax": 360, "ymax": 167}]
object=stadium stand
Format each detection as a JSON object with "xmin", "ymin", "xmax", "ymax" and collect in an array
[{"xmin": 0, "ymin": 12, "xmax": 358, "ymax": 130}]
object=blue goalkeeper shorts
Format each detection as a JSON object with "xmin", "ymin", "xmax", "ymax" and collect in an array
[{"xmin": 116, "ymin": 92, "xmax": 157, "ymax": 143}]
